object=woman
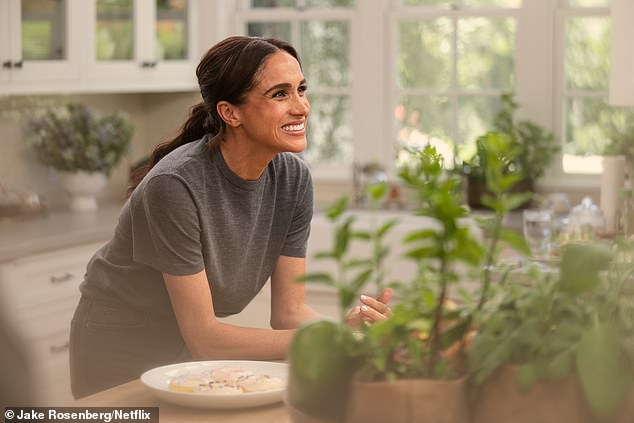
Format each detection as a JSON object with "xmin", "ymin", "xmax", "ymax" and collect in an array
[{"xmin": 69, "ymin": 36, "xmax": 392, "ymax": 399}]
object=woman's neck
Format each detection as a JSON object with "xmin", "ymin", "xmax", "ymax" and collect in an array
[{"xmin": 218, "ymin": 135, "xmax": 275, "ymax": 181}]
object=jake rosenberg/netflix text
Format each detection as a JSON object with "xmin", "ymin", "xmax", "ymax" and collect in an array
[{"xmin": 4, "ymin": 407, "xmax": 158, "ymax": 422}]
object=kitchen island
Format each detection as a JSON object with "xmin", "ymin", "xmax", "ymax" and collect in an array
[{"xmin": 69, "ymin": 379, "xmax": 292, "ymax": 423}]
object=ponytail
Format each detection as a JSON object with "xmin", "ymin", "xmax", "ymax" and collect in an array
[{"xmin": 127, "ymin": 101, "xmax": 219, "ymax": 196}]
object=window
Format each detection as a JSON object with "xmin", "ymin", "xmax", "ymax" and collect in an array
[
  {"xmin": 558, "ymin": 0, "xmax": 634, "ymax": 175},
  {"xmin": 391, "ymin": 0, "xmax": 519, "ymax": 170},
  {"xmin": 237, "ymin": 0, "xmax": 355, "ymax": 172},
  {"xmin": 226, "ymin": 0, "xmax": 632, "ymax": 186}
]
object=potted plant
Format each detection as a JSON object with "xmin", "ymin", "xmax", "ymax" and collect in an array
[
  {"xmin": 287, "ymin": 135, "xmax": 529, "ymax": 423},
  {"xmin": 463, "ymin": 93, "xmax": 559, "ymax": 209},
  {"xmin": 468, "ymin": 240, "xmax": 634, "ymax": 423},
  {"xmin": 27, "ymin": 102, "xmax": 133, "ymax": 211}
]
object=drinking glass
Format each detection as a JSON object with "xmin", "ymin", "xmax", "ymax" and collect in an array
[{"xmin": 523, "ymin": 209, "xmax": 552, "ymax": 259}]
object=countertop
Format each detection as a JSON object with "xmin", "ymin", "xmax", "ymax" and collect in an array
[
  {"xmin": 68, "ymin": 379, "xmax": 291, "ymax": 423},
  {"xmin": 0, "ymin": 202, "xmax": 124, "ymax": 262}
]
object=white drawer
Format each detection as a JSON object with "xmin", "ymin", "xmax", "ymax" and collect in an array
[
  {"xmin": 27, "ymin": 330, "xmax": 73, "ymax": 405},
  {"xmin": 1, "ymin": 242, "xmax": 102, "ymax": 311}
]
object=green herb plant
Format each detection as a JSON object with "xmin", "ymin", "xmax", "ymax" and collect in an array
[
  {"xmin": 469, "ymin": 241, "xmax": 634, "ymax": 420},
  {"xmin": 361, "ymin": 145, "xmax": 485, "ymax": 381},
  {"xmin": 288, "ymin": 184, "xmax": 397, "ymax": 421}
]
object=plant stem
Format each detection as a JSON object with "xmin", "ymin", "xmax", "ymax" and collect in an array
[
  {"xmin": 476, "ymin": 213, "xmax": 503, "ymax": 313},
  {"xmin": 427, "ymin": 249, "xmax": 448, "ymax": 376}
]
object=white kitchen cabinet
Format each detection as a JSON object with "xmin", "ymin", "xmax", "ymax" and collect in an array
[
  {"xmin": 0, "ymin": 240, "xmax": 105, "ymax": 405},
  {"xmin": 83, "ymin": 0, "xmax": 199, "ymax": 92},
  {"xmin": 0, "ymin": 0, "xmax": 82, "ymax": 93}
]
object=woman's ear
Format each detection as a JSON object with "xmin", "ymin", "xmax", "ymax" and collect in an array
[{"xmin": 217, "ymin": 101, "xmax": 241, "ymax": 128}]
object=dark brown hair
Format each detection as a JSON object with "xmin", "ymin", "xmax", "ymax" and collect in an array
[{"xmin": 128, "ymin": 36, "xmax": 301, "ymax": 194}]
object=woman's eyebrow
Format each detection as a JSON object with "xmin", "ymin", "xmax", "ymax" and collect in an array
[{"xmin": 263, "ymin": 79, "xmax": 307, "ymax": 95}]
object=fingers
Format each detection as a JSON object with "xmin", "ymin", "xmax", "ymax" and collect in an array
[
  {"xmin": 344, "ymin": 288, "xmax": 394, "ymax": 328},
  {"xmin": 360, "ymin": 294, "xmax": 391, "ymax": 317},
  {"xmin": 375, "ymin": 287, "xmax": 393, "ymax": 305}
]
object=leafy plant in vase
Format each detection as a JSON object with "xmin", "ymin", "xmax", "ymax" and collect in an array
[{"xmin": 27, "ymin": 102, "xmax": 133, "ymax": 211}]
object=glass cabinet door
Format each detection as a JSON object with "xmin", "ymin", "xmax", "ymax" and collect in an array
[
  {"xmin": 96, "ymin": 0, "xmax": 134, "ymax": 61},
  {"xmin": 21, "ymin": 0, "xmax": 66, "ymax": 61},
  {"xmin": 5, "ymin": 0, "xmax": 80, "ymax": 83},
  {"xmin": 0, "ymin": 1, "xmax": 9, "ymax": 81},
  {"xmin": 89, "ymin": 0, "xmax": 196, "ymax": 87},
  {"xmin": 155, "ymin": 0, "xmax": 189, "ymax": 62}
]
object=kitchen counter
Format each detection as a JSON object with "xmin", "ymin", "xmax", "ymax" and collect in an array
[
  {"xmin": 68, "ymin": 379, "xmax": 291, "ymax": 423},
  {"xmin": 0, "ymin": 202, "xmax": 124, "ymax": 262}
]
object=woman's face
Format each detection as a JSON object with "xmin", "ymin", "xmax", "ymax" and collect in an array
[{"xmin": 235, "ymin": 51, "xmax": 310, "ymax": 154}]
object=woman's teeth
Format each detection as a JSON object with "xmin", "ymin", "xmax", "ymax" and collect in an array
[{"xmin": 282, "ymin": 123, "xmax": 304, "ymax": 132}]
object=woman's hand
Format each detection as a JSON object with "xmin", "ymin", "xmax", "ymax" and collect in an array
[{"xmin": 344, "ymin": 288, "xmax": 393, "ymax": 327}]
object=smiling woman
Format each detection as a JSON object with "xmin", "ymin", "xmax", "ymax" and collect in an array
[{"xmin": 68, "ymin": 35, "xmax": 392, "ymax": 400}]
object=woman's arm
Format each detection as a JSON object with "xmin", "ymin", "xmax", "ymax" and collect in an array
[
  {"xmin": 270, "ymin": 255, "xmax": 393, "ymax": 329},
  {"xmin": 270, "ymin": 255, "xmax": 321, "ymax": 329},
  {"xmin": 163, "ymin": 270, "xmax": 294, "ymax": 360}
]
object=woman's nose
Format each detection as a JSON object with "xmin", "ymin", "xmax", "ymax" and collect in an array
[{"xmin": 292, "ymin": 95, "xmax": 310, "ymax": 115}]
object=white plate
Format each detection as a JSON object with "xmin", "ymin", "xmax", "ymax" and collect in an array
[{"xmin": 140, "ymin": 360, "xmax": 287, "ymax": 409}]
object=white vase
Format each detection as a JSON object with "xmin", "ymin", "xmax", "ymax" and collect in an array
[{"xmin": 58, "ymin": 170, "xmax": 107, "ymax": 212}]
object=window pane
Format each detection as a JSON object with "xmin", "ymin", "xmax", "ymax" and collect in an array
[
  {"xmin": 395, "ymin": 96, "xmax": 454, "ymax": 167},
  {"xmin": 568, "ymin": 0, "xmax": 610, "ymax": 7},
  {"xmin": 21, "ymin": 0, "xmax": 66, "ymax": 60},
  {"xmin": 251, "ymin": 0, "xmax": 296, "ymax": 7},
  {"xmin": 247, "ymin": 22, "xmax": 292, "ymax": 43},
  {"xmin": 251, "ymin": 0, "xmax": 353, "ymax": 6},
  {"xmin": 300, "ymin": 21, "xmax": 350, "ymax": 87},
  {"xmin": 458, "ymin": 17, "xmax": 515, "ymax": 90},
  {"xmin": 156, "ymin": 0, "xmax": 188, "ymax": 60},
  {"xmin": 565, "ymin": 17, "xmax": 610, "ymax": 91},
  {"xmin": 462, "ymin": 0, "xmax": 521, "ymax": 6},
  {"xmin": 304, "ymin": 0, "xmax": 354, "ymax": 7},
  {"xmin": 96, "ymin": 0, "xmax": 133, "ymax": 61},
  {"xmin": 457, "ymin": 95, "xmax": 500, "ymax": 160},
  {"xmin": 305, "ymin": 95, "xmax": 352, "ymax": 164},
  {"xmin": 564, "ymin": 97, "xmax": 631, "ymax": 157},
  {"xmin": 398, "ymin": 18, "xmax": 453, "ymax": 89},
  {"xmin": 402, "ymin": 0, "xmax": 452, "ymax": 6}
]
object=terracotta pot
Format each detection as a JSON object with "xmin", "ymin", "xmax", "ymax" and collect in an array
[
  {"xmin": 346, "ymin": 376, "xmax": 469, "ymax": 423},
  {"xmin": 471, "ymin": 365, "xmax": 595, "ymax": 423},
  {"xmin": 601, "ymin": 384, "xmax": 634, "ymax": 423}
]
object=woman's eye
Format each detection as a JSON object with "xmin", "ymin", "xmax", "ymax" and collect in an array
[
  {"xmin": 298, "ymin": 85, "xmax": 308, "ymax": 95},
  {"xmin": 272, "ymin": 90, "xmax": 287, "ymax": 98}
]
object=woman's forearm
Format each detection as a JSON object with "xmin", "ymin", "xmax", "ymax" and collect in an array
[{"xmin": 187, "ymin": 320, "xmax": 295, "ymax": 361}]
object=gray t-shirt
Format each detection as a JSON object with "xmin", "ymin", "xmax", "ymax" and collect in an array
[{"xmin": 80, "ymin": 136, "xmax": 313, "ymax": 318}]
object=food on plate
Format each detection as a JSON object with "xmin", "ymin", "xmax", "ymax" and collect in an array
[{"xmin": 168, "ymin": 366, "xmax": 284, "ymax": 394}]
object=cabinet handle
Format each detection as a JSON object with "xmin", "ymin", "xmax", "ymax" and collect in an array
[
  {"xmin": 2, "ymin": 61, "xmax": 11, "ymax": 68},
  {"xmin": 50, "ymin": 272, "xmax": 74, "ymax": 284},
  {"xmin": 50, "ymin": 341, "xmax": 70, "ymax": 354},
  {"xmin": 13, "ymin": 61, "xmax": 23, "ymax": 69},
  {"xmin": 141, "ymin": 61, "xmax": 157, "ymax": 68}
]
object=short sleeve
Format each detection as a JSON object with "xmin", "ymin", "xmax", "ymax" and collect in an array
[
  {"xmin": 280, "ymin": 170, "xmax": 313, "ymax": 258},
  {"xmin": 130, "ymin": 174, "xmax": 204, "ymax": 275}
]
